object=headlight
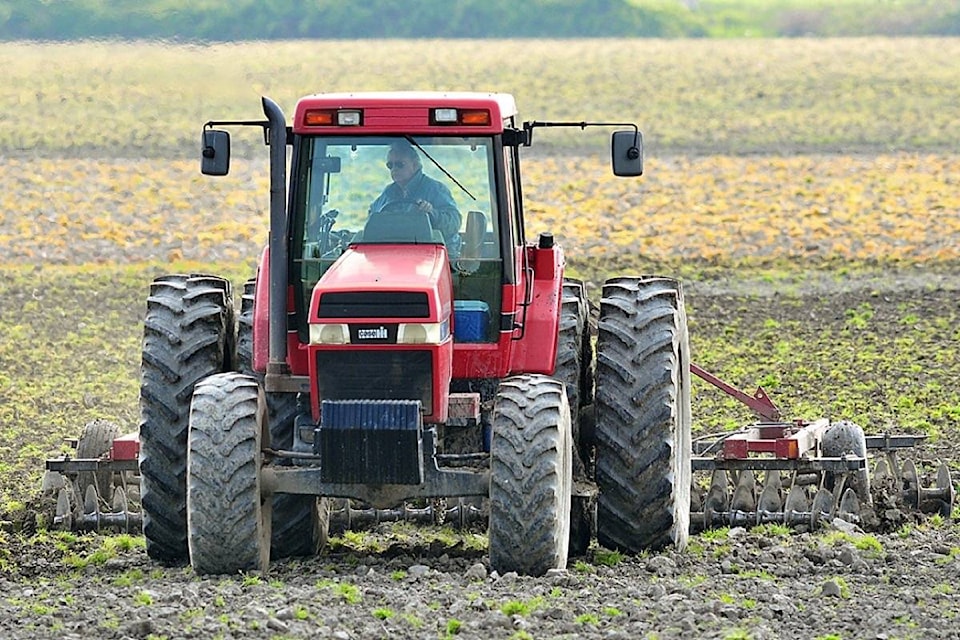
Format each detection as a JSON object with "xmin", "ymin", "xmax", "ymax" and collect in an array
[
  {"xmin": 397, "ymin": 321, "xmax": 449, "ymax": 345},
  {"xmin": 310, "ymin": 323, "xmax": 349, "ymax": 344}
]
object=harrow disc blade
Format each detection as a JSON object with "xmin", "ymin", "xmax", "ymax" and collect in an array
[
  {"xmin": 838, "ymin": 488, "xmax": 861, "ymax": 523},
  {"xmin": 873, "ymin": 457, "xmax": 893, "ymax": 483},
  {"xmin": 901, "ymin": 459, "xmax": 921, "ymax": 508},
  {"xmin": 783, "ymin": 486, "xmax": 809, "ymax": 525},
  {"xmin": 55, "ymin": 487, "xmax": 75, "ymax": 530},
  {"xmin": 811, "ymin": 488, "xmax": 836, "ymax": 527},
  {"xmin": 757, "ymin": 471, "xmax": 782, "ymax": 513},
  {"xmin": 730, "ymin": 470, "xmax": 756, "ymax": 513},
  {"xmin": 936, "ymin": 463, "xmax": 955, "ymax": 509},
  {"xmin": 83, "ymin": 484, "xmax": 99, "ymax": 516}
]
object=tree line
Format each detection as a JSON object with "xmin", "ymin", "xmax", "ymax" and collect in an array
[{"xmin": 1, "ymin": 0, "xmax": 958, "ymax": 40}]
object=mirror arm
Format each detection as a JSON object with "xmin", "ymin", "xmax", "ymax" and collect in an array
[{"xmin": 521, "ymin": 120, "xmax": 640, "ymax": 152}]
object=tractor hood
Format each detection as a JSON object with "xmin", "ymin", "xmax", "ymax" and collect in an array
[{"xmin": 308, "ymin": 244, "xmax": 453, "ymax": 324}]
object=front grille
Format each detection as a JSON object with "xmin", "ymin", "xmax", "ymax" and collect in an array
[
  {"xmin": 317, "ymin": 291, "xmax": 429, "ymax": 319},
  {"xmin": 316, "ymin": 349, "xmax": 433, "ymax": 411}
]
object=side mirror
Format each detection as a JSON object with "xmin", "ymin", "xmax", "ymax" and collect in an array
[
  {"xmin": 611, "ymin": 130, "xmax": 643, "ymax": 177},
  {"xmin": 201, "ymin": 129, "xmax": 231, "ymax": 176}
]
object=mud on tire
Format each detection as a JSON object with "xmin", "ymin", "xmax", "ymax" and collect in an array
[
  {"xmin": 595, "ymin": 276, "xmax": 691, "ymax": 553},
  {"xmin": 488, "ymin": 374, "xmax": 572, "ymax": 576},
  {"xmin": 187, "ymin": 372, "xmax": 270, "ymax": 575},
  {"xmin": 139, "ymin": 274, "xmax": 233, "ymax": 565}
]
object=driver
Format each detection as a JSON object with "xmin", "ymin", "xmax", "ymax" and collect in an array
[{"xmin": 369, "ymin": 140, "xmax": 462, "ymax": 257}]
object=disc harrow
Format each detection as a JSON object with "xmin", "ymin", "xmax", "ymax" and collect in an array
[
  {"xmin": 42, "ymin": 425, "xmax": 142, "ymax": 533},
  {"xmin": 690, "ymin": 419, "xmax": 954, "ymax": 531}
]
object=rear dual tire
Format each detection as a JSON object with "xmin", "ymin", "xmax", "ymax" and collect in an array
[
  {"xmin": 139, "ymin": 274, "xmax": 233, "ymax": 565},
  {"xmin": 595, "ymin": 276, "xmax": 692, "ymax": 553}
]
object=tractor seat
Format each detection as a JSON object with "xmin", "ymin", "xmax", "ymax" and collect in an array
[{"xmin": 461, "ymin": 210, "xmax": 486, "ymax": 260}]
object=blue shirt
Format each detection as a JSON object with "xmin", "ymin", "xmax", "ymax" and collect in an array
[{"xmin": 369, "ymin": 170, "xmax": 462, "ymax": 257}]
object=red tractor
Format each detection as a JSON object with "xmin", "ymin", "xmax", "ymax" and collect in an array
[{"xmin": 135, "ymin": 92, "xmax": 691, "ymax": 576}]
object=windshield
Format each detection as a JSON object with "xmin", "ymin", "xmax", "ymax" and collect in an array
[{"xmin": 294, "ymin": 135, "xmax": 497, "ymax": 261}]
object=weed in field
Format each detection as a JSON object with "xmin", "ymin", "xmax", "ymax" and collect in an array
[
  {"xmin": 593, "ymin": 547, "xmax": 624, "ymax": 567},
  {"xmin": 500, "ymin": 596, "xmax": 544, "ymax": 617},
  {"xmin": 335, "ymin": 582, "xmax": 362, "ymax": 605},
  {"xmin": 750, "ymin": 523, "xmax": 791, "ymax": 537},
  {"xmin": 573, "ymin": 560, "xmax": 595, "ymax": 574},
  {"xmin": 113, "ymin": 568, "xmax": 145, "ymax": 587},
  {"xmin": 445, "ymin": 618, "xmax": 462, "ymax": 636},
  {"xmin": 818, "ymin": 530, "xmax": 884, "ymax": 559},
  {"xmin": 699, "ymin": 527, "xmax": 731, "ymax": 541},
  {"xmin": 330, "ymin": 529, "xmax": 385, "ymax": 553},
  {"xmin": 400, "ymin": 612, "xmax": 423, "ymax": 629},
  {"xmin": 241, "ymin": 573, "xmax": 262, "ymax": 588}
]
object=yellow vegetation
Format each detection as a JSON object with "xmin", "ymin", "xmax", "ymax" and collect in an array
[{"xmin": 5, "ymin": 154, "xmax": 953, "ymax": 267}]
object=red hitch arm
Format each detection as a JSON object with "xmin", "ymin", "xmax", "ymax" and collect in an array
[{"xmin": 690, "ymin": 363, "xmax": 782, "ymax": 422}]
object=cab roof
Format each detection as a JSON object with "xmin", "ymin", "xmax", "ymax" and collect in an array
[{"xmin": 293, "ymin": 91, "xmax": 518, "ymax": 136}]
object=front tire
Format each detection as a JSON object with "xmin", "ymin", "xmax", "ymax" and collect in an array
[
  {"xmin": 187, "ymin": 372, "xmax": 270, "ymax": 575},
  {"xmin": 234, "ymin": 278, "xmax": 328, "ymax": 558},
  {"xmin": 488, "ymin": 375, "xmax": 572, "ymax": 576},
  {"xmin": 595, "ymin": 276, "xmax": 691, "ymax": 553}
]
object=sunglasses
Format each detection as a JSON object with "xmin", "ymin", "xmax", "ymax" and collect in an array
[{"xmin": 386, "ymin": 160, "xmax": 408, "ymax": 169}]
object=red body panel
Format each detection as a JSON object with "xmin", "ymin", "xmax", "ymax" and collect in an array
[
  {"xmin": 308, "ymin": 244, "xmax": 453, "ymax": 322},
  {"xmin": 293, "ymin": 92, "xmax": 517, "ymax": 136},
  {"xmin": 247, "ymin": 91, "xmax": 569, "ymax": 427},
  {"xmin": 507, "ymin": 243, "xmax": 564, "ymax": 375},
  {"xmin": 306, "ymin": 244, "xmax": 454, "ymax": 423}
]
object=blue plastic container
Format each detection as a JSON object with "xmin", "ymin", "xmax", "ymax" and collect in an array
[{"xmin": 453, "ymin": 300, "xmax": 490, "ymax": 342}]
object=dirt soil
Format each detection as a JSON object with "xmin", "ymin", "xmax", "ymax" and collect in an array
[{"xmin": 2, "ymin": 265, "xmax": 958, "ymax": 640}]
